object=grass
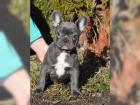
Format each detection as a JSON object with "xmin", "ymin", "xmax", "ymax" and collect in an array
[
  {"xmin": 30, "ymin": 54, "xmax": 110, "ymax": 104},
  {"xmin": 82, "ymin": 66, "xmax": 110, "ymax": 95}
]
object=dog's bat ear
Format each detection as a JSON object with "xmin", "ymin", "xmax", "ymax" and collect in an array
[
  {"xmin": 52, "ymin": 11, "xmax": 62, "ymax": 27},
  {"xmin": 76, "ymin": 16, "xmax": 87, "ymax": 32}
]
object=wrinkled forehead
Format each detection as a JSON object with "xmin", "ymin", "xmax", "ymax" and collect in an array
[{"xmin": 57, "ymin": 22, "xmax": 80, "ymax": 35}]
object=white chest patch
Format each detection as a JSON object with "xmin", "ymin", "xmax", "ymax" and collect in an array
[{"xmin": 54, "ymin": 52, "xmax": 70, "ymax": 77}]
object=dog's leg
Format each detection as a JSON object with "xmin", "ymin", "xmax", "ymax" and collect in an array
[
  {"xmin": 35, "ymin": 65, "xmax": 50, "ymax": 93},
  {"xmin": 70, "ymin": 69, "xmax": 81, "ymax": 96}
]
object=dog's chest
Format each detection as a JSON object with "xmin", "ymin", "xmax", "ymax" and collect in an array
[{"xmin": 54, "ymin": 52, "xmax": 70, "ymax": 77}]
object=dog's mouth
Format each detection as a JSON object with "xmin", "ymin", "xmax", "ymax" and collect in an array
[
  {"xmin": 61, "ymin": 46, "xmax": 69, "ymax": 50},
  {"xmin": 56, "ymin": 44, "xmax": 75, "ymax": 52},
  {"xmin": 60, "ymin": 46, "xmax": 72, "ymax": 52}
]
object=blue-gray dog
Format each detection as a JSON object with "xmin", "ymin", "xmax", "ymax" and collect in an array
[{"xmin": 35, "ymin": 11, "xmax": 87, "ymax": 96}]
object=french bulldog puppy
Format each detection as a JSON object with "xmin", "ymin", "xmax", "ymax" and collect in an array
[{"xmin": 35, "ymin": 11, "xmax": 87, "ymax": 96}]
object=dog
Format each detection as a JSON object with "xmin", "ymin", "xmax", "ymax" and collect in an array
[{"xmin": 35, "ymin": 11, "xmax": 87, "ymax": 96}]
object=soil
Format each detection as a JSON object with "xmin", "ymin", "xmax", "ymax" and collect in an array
[{"xmin": 31, "ymin": 91, "xmax": 109, "ymax": 105}]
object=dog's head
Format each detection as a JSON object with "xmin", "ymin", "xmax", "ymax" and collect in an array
[{"xmin": 52, "ymin": 11, "xmax": 87, "ymax": 50}]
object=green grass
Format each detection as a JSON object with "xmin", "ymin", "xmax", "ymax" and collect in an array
[{"xmin": 82, "ymin": 66, "xmax": 110, "ymax": 96}]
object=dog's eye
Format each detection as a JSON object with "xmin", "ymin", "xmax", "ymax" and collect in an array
[
  {"xmin": 73, "ymin": 35, "xmax": 77, "ymax": 40},
  {"xmin": 57, "ymin": 32, "xmax": 61, "ymax": 38}
]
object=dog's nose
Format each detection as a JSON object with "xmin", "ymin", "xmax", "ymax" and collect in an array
[{"xmin": 63, "ymin": 38, "xmax": 69, "ymax": 43}]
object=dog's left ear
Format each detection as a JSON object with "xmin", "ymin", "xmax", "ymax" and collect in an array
[
  {"xmin": 76, "ymin": 16, "xmax": 87, "ymax": 32},
  {"xmin": 52, "ymin": 11, "xmax": 62, "ymax": 27}
]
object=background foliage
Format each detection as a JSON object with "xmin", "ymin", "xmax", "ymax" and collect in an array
[
  {"xmin": 32, "ymin": 0, "xmax": 109, "ymax": 24},
  {"xmin": 32, "ymin": 0, "xmax": 110, "ymax": 39},
  {"xmin": 33, "ymin": 0, "xmax": 93, "ymax": 21},
  {"xmin": 9, "ymin": 0, "xmax": 29, "ymax": 34}
]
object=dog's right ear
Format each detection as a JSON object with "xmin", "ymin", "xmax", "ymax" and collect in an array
[
  {"xmin": 52, "ymin": 11, "xmax": 62, "ymax": 27},
  {"xmin": 76, "ymin": 16, "xmax": 87, "ymax": 32}
]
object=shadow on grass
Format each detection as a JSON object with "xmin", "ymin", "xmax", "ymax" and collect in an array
[{"xmin": 79, "ymin": 52, "xmax": 107, "ymax": 88}]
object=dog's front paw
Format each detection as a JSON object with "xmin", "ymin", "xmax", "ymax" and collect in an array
[
  {"xmin": 72, "ymin": 89, "xmax": 82, "ymax": 96},
  {"xmin": 34, "ymin": 86, "xmax": 44, "ymax": 93}
]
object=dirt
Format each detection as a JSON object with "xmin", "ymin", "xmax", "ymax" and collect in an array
[{"xmin": 31, "ymin": 91, "xmax": 109, "ymax": 105}]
